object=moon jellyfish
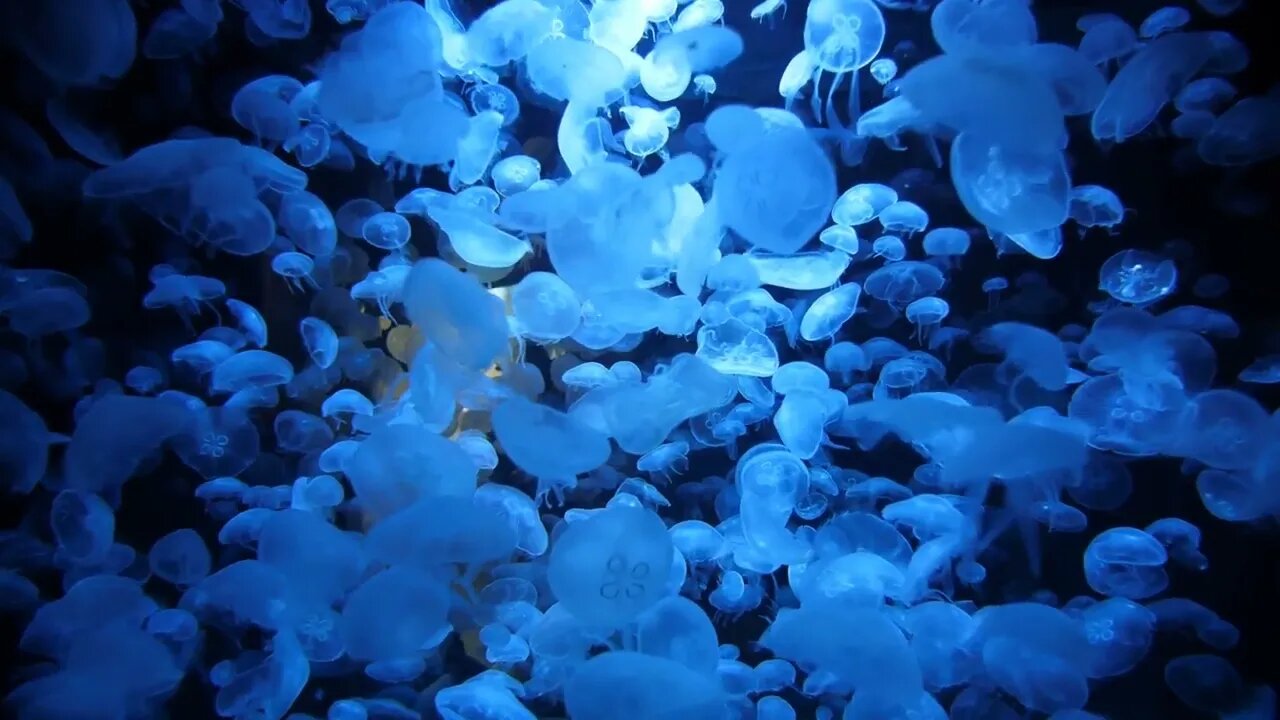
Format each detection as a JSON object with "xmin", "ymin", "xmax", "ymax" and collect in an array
[
  {"xmin": 548, "ymin": 505, "xmax": 675, "ymax": 627},
  {"xmin": 878, "ymin": 201, "xmax": 929, "ymax": 235},
  {"xmin": 1138, "ymin": 6, "xmax": 1191, "ymax": 39},
  {"xmin": 359, "ymin": 212, "xmax": 410, "ymax": 251},
  {"xmin": 1084, "ymin": 527, "xmax": 1169, "ymax": 599},
  {"xmin": 511, "ymin": 271, "xmax": 580, "ymax": 343},
  {"xmin": 870, "ymin": 58, "xmax": 897, "ymax": 85},
  {"xmin": 800, "ymin": 283, "xmax": 862, "ymax": 342},
  {"xmin": 1099, "ymin": 249, "xmax": 1177, "ymax": 304},
  {"xmin": 832, "ymin": 183, "xmax": 898, "ymax": 226},
  {"xmin": 1068, "ymin": 185, "xmax": 1125, "ymax": 231},
  {"xmin": 864, "ymin": 261, "xmax": 945, "ymax": 309},
  {"xmin": 490, "ymin": 155, "xmax": 541, "ymax": 196},
  {"xmin": 803, "ymin": 0, "xmax": 885, "ymax": 72},
  {"xmin": 871, "ymin": 235, "xmax": 906, "ymax": 261},
  {"xmin": 905, "ymin": 297, "xmax": 949, "ymax": 343},
  {"xmin": 950, "ymin": 132, "xmax": 1071, "ymax": 236}
]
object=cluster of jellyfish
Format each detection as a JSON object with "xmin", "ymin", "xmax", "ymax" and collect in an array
[{"xmin": 1, "ymin": 0, "xmax": 1280, "ymax": 718}]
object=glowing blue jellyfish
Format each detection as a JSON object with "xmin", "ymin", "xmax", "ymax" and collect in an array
[
  {"xmin": 800, "ymin": 282, "xmax": 863, "ymax": 342},
  {"xmin": 1139, "ymin": 6, "xmax": 1191, "ymax": 39},
  {"xmin": 1084, "ymin": 527, "xmax": 1169, "ymax": 599},
  {"xmin": 490, "ymin": 155, "xmax": 541, "ymax": 196},
  {"xmin": 360, "ymin": 212, "xmax": 411, "ymax": 251},
  {"xmin": 905, "ymin": 297, "xmax": 949, "ymax": 343},
  {"xmin": 950, "ymin": 132, "xmax": 1071, "ymax": 236},
  {"xmin": 271, "ymin": 251, "xmax": 319, "ymax": 292},
  {"xmin": 878, "ymin": 200, "xmax": 929, "ymax": 235},
  {"xmin": 1099, "ymin": 249, "xmax": 1177, "ymax": 304},
  {"xmin": 870, "ymin": 57, "xmax": 898, "ymax": 85},
  {"xmin": 922, "ymin": 227, "xmax": 970, "ymax": 258},
  {"xmin": 871, "ymin": 235, "xmax": 906, "ymax": 261},
  {"xmin": 1175, "ymin": 77, "xmax": 1237, "ymax": 114},
  {"xmin": 864, "ymin": 261, "xmax": 945, "ymax": 309},
  {"xmin": 832, "ymin": 183, "xmax": 898, "ymax": 227},
  {"xmin": 1068, "ymin": 185, "xmax": 1125, "ymax": 231}
]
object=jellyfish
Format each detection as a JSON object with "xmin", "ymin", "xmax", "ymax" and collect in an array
[
  {"xmin": 1138, "ymin": 6, "xmax": 1191, "ymax": 39},
  {"xmin": 490, "ymin": 155, "xmax": 541, "ymax": 197},
  {"xmin": 878, "ymin": 200, "xmax": 929, "ymax": 235},
  {"xmin": 802, "ymin": 0, "xmax": 885, "ymax": 126},
  {"xmin": 271, "ymin": 251, "xmax": 320, "ymax": 292},
  {"xmin": 864, "ymin": 261, "xmax": 945, "ymax": 309},
  {"xmin": 298, "ymin": 317, "xmax": 339, "ymax": 369},
  {"xmin": 871, "ymin": 235, "xmax": 906, "ymax": 261},
  {"xmin": 922, "ymin": 227, "xmax": 970, "ymax": 260},
  {"xmin": 832, "ymin": 183, "xmax": 898, "ymax": 226},
  {"xmin": 905, "ymin": 297, "xmax": 949, "ymax": 344},
  {"xmin": 1099, "ymin": 249, "xmax": 1177, "ymax": 304},
  {"xmin": 1084, "ymin": 527, "xmax": 1169, "ymax": 599},
  {"xmin": 1175, "ymin": 77, "xmax": 1237, "ymax": 114},
  {"xmin": 1078, "ymin": 18, "xmax": 1138, "ymax": 67},
  {"xmin": 620, "ymin": 106, "xmax": 680, "ymax": 159},
  {"xmin": 1068, "ymin": 185, "xmax": 1125, "ymax": 232},
  {"xmin": 360, "ymin": 212, "xmax": 411, "ymax": 251},
  {"xmin": 800, "ymin": 282, "xmax": 862, "ymax": 342},
  {"xmin": 547, "ymin": 506, "xmax": 675, "ymax": 627},
  {"xmin": 950, "ymin": 131, "xmax": 1071, "ymax": 236}
]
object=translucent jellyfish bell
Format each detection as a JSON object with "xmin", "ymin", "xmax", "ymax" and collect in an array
[
  {"xmin": 832, "ymin": 183, "xmax": 898, "ymax": 226},
  {"xmin": 620, "ymin": 106, "xmax": 680, "ymax": 158},
  {"xmin": 869, "ymin": 57, "xmax": 898, "ymax": 85},
  {"xmin": 360, "ymin": 212, "xmax": 411, "ymax": 250},
  {"xmin": 803, "ymin": 0, "xmax": 886, "ymax": 73},
  {"xmin": 1099, "ymin": 249, "xmax": 1177, "ymax": 304}
]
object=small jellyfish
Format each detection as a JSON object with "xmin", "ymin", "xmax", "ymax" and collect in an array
[
  {"xmin": 1138, "ymin": 6, "xmax": 1191, "ymax": 39},
  {"xmin": 878, "ymin": 200, "xmax": 929, "ymax": 235},
  {"xmin": 750, "ymin": 0, "xmax": 786, "ymax": 23},
  {"xmin": 620, "ymin": 106, "xmax": 680, "ymax": 159},
  {"xmin": 277, "ymin": 191, "xmax": 337, "ymax": 256},
  {"xmin": 271, "ymin": 251, "xmax": 319, "ymax": 292},
  {"xmin": 1068, "ymin": 185, "xmax": 1125, "ymax": 232},
  {"xmin": 226, "ymin": 299, "xmax": 268, "ymax": 349},
  {"xmin": 800, "ymin": 282, "xmax": 863, "ymax": 342},
  {"xmin": 360, "ymin": 212, "xmax": 411, "ymax": 251},
  {"xmin": 1145, "ymin": 518, "xmax": 1209, "ymax": 571},
  {"xmin": 1084, "ymin": 527, "xmax": 1169, "ymax": 600},
  {"xmin": 490, "ymin": 155, "xmax": 541, "ymax": 196},
  {"xmin": 231, "ymin": 75, "xmax": 304, "ymax": 146},
  {"xmin": 922, "ymin": 227, "xmax": 970, "ymax": 259},
  {"xmin": 1175, "ymin": 78, "xmax": 1237, "ymax": 115},
  {"xmin": 832, "ymin": 183, "xmax": 898, "ymax": 226},
  {"xmin": 977, "ymin": 274, "xmax": 1008, "ymax": 304},
  {"xmin": 871, "ymin": 235, "xmax": 906, "ymax": 261},
  {"xmin": 298, "ymin": 317, "xmax": 339, "ymax": 369},
  {"xmin": 693, "ymin": 74, "xmax": 717, "ymax": 102},
  {"xmin": 863, "ymin": 261, "xmax": 945, "ymax": 309},
  {"xmin": 905, "ymin": 297, "xmax": 949, "ymax": 344},
  {"xmin": 511, "ymin": 271, "xmax": 580, "ymax": 343},
  {"xmin": 1099, "ymin": 249, "xmax": 1177, "ymax": 304},
  {"xmin": 870, "ymin": 58, "xmax": 898, "ymax": 85}
]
